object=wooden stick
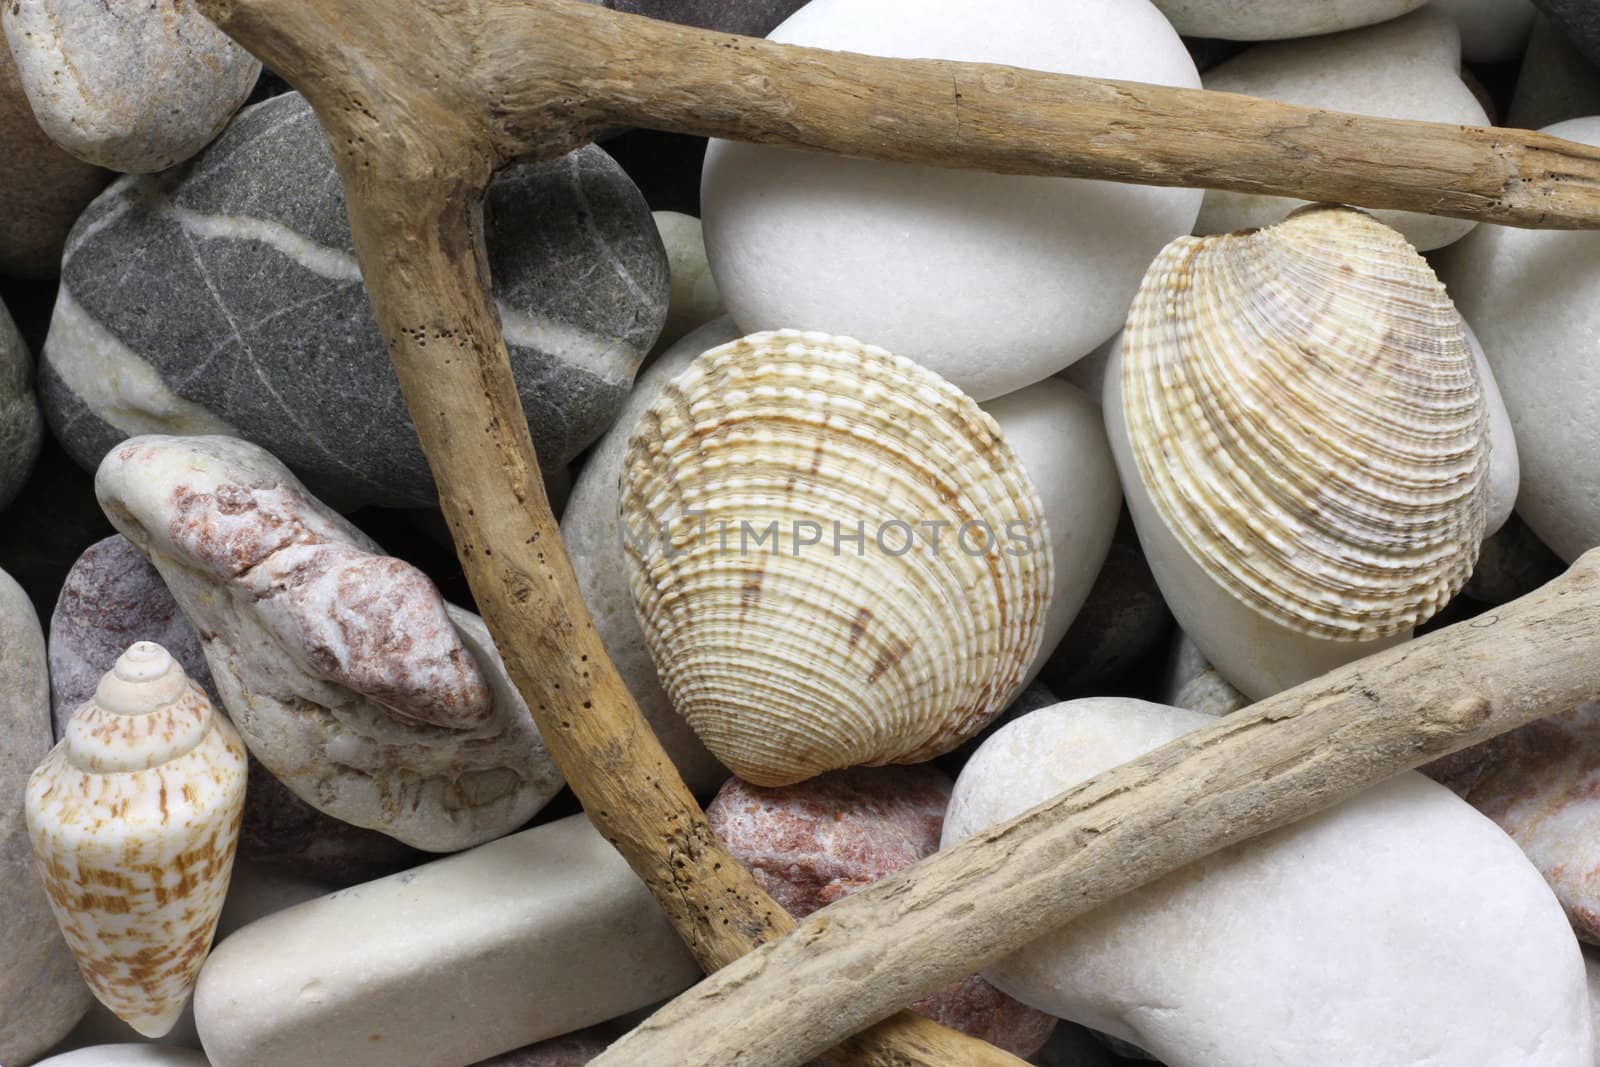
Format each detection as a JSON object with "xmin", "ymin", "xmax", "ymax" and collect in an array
[
  {"xmin": 206, "ymin": 0, "xmax": 1600, "ymax": 228},
  {"xmin": 194, "ymin": 2, "xmax": 1030, "ymax": 1065},
  {"xmin": 593, "ymin": 549, "xmax": 1600, "ymax": 1067}
]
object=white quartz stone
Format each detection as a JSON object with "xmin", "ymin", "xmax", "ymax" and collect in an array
[
  {"xmin": 1148, "ymin": 0, "xmax": 1426, "ymax": 40},
  {"xmin": 983, "ymin": 378, "xmax": 1121, "ymax": 685},
  {"xmin": 701, "ymin": 0, "xmax": 1202, "ymax": 402},
  {"xmin": 1197, "ymin": 10, "xmax": 1488, "ymax": 251},
  {"xmin": 1435, "ymin": 117, "xmax": 1600, "ymax": 562},
  {"xmin": 944, "ymin": 698, "xmax": 1595, "ymax": 1067},
  {"xmin": 1431, "ymin": 0, "xmax": 1536, "ymax": 62},
  {"xmin": 193, "ymin": 815, "xmax": 701, "ymax": 1067}
]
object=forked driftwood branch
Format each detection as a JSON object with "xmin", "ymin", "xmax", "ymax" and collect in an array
[
  {"xmin": 191, "ymin": 1, "xmax": 1600, "ymax": 1064},
  {"xmin": 594, "ymin": 550, "xmax": 1600, "ymax": 1066}
]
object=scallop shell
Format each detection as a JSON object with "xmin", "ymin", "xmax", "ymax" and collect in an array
[
  {"xmin": 621, "ymin": 330, "xmax": 1054, "ymax": 787},
  {"xmin": 25, "ymin": 642, "xmax": 247, "ymax": 1037},
  {"xmin": 1120, "ymin": 205, "xmax": 1489, "ymax": 640}
]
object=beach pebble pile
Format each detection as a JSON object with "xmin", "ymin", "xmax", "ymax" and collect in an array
[{"xmin": 1, "ymin": 2, "xmax": 1597, "ymax": 1065}]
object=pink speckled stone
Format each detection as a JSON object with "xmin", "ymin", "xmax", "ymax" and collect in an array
[
  {"xmin": 1426, "ymin": 702, "xmax": 1600, "ymax": 942},
  {"xmin": 707, "ymin": 766, "xmax": 1057, "ymax": 1057},
  {"xmin": 473, "ymin": 1026, "xmax": 612, "ymax": 1065}
]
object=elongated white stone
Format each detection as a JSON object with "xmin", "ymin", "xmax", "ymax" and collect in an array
[{"xmin": 193, "ymin": 815, "xmax": 701, "ymax": 1067}]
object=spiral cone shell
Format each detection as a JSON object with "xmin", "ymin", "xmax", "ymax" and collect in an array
[
  {"xmin": 1120, "ymin": 206, "xmax": 1489, "ymax": 640},
  {"xmin": 621, "ymin": 330, "xmax": 1053, "ymax": 787},
  {"xmin": 25, "ymin": 642, "xmax": 247, "ymax": 1037}
]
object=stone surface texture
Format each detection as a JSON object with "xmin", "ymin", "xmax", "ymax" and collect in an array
[
  {"xmin": 95, "ymin": 435, "xmax": 563, "ymax": 852},
  {"xmin": 0, "ymin": 296, "xmax": 42, "ymax": 509},
  {"xmin": 701, "ymin": 0, "xmax": 1203, "ymax": 402},
  {"xmin": 1425, "ymin": 702, "xmax": 1600, "ymax": 942},
  {"xmin": 3, "ymin": 0, "xmax": 261, "ymax": 172},
  {"xmin": 1534, "ymin": 0, "xmax": 1600, "ymax": 68},
  {"xmin": 193, "ymin": 815, "xmax": 701, "ymax": 1067},
  {"xmin": 1197, "ymin": 11, "xmax": 1488, "ymax": 251},
  {"xmin": 0, "ymin": 566, "xmax": 92, "ymax": 1066},
  {"xmin": 1509, "ymin": 16, "xmax": 1600, "ymax": 131},
  {"xmin": 42, "ymin": 92, "xmax": 667, "ymax": 509},
  {"xmin": 49, "ymin": 534, "xmax": 422, "ymax": 883},
  {"xmin": 945, "ymin": 698, "xmax": 1594, "ymax": 1067},
  {"xmin": 0, "ymin": 39, "xmax": 108, "ymax": 278},
  {"xmin": 707, "ymin": 768, "xmax": 1058, "ymax": 1058},
  {"xmin": 1148, "ymin": 0, "xmax": 1426, "ymax": 39}
]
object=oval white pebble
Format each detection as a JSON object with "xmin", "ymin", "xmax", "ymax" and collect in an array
[
  {"xmin": 701, "ymin": 0, "xmax": 1202, "ymax": 402},
  {"xmin": 944, "ymin": 698, "xmax": 1595, "ymax": 1067}
]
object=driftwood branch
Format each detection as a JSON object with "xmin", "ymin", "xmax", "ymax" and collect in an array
[
  {"xmin": 205, "ymin": 0, "xmax": 1600, "ymax": 227},
  {"xmin": 594, "ymin": 550, "xmax": 1600, "ymax": 1067}
]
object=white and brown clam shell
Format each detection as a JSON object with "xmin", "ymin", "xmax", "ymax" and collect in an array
[{"xmin": 620, "ymin": 330, "xmax": 1054, "ymax": 787}]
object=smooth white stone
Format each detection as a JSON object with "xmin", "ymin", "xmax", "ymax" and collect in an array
[
  {"xmin": 35, "ymin": 1046, "xmax": 210, "ymax": 1066},
  {"xmin": 1435, "ymin": 117, "xmax": 1600, "ymax": 562},
  {"xmin": 193, "ymin": 815, "xmax": 700, "ymax": 1067},
  {"xmin": 1150, "ymin": 0, "xmax": 1425, "ymax": 39},
  {"xmin": 944, "ymin": 698, "xmax": 1595, "ymax": 1067},
  {"xmin": 701, "ymin": 0, "xmax": 1202, "ymax": 402},
  {"xmin": 1103, "ymin": 346, "xmax": 1405, "ymax": 701},
  {"xmin": 563, "ymin": 319, "xmax": 741, "ymax": 794},
  {"xmin": 1197, "ymin": 11, "xmax": 1487, "ymax": 251},
  {"xmin": 652, "ymin": 212, "xmax": 725, "ymax": 353},
  {"xmin": 983, "ymin": 379, "xmax": 1121, "ymax": 686},
  {"xmin": 1432, "ymin": 0, "xmax": 1537, "ymax": 62}
]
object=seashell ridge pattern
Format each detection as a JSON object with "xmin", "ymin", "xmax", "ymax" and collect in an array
[
  {"xmin": 621, "ymin": 330, "xmax": 1054, "ymax": 787},
  {"xmin": 1121, "ymin": 206, "xmax": 1489, "ymax": 640},
  {"xmin": 25, "ymin": 642, "xmax": 247, "ymax": 1037}
]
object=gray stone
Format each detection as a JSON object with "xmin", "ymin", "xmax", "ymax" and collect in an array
[
  {"xmin": 2, "ymin": 0, "xmax": 260, "ymax": 173},
  {"xmin": 1534, "ymin": 0, "xmax": 1600, "ymax": 69},
  {"xmin": 42, "ymin": 92, "xmax": 668, "ymax": 509},
  {"xmin": 0, "ymin": 566, "xmax": 92, "ymax": 1065},
  {"xmin": 1039, "ymin": 511, "xmax": 1171, "ymax": 694},
  {"xmin": 0, "ymin": 297, "xmax": 42, "ymax": 510},
  {"xmin": 1509, "ymin": 15, "xmax": 1600, "ymax": 131},
  {"xmin": 1030, "ymin": 1024, "xmax": 1116, "ymax": 1065},
  {"xmin": 49, "ymin": 535, "xmax": 423, "ymax": 884},
  {"xmin": 1160, "ymin": 630, "xmax": 1247, "ymax": 718},
  {"xmin": 603, "ymin": 0, "xmax": 809, "ymax": 36},
  {"xmin": 34, "ymin": 1048, "xmax": 208, "ymax": 1066},
  {"xmin": 1464, "ymin": 514, "xmax": 1565, "ymax": 605}
]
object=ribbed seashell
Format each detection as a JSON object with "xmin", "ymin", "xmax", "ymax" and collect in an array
[
  {"xmin": 621, "ymin": 330, "xmax": 1054, "ymax": 787},
  {"xmin": 25, "ymin": 642, "xmax": 247, "ymax": 1037},
  {"xmin": 1120, "ymin": 205, "xmax": 1489, "ymax": 640}
]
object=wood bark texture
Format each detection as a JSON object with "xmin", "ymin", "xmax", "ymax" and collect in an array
[
  {"xmin": 194, "ymin": 1, "xmax": 1032, "ymax": 1065},
  {"xmin": 594, "ymin": 549, "xmax": 1600, "ymax": 1067}
]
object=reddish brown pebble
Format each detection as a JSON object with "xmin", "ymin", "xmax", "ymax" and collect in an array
[
  {"xmin": 707, "ymin": 766, "xmax": 1058, "ymax": 1057},
  {"xmin": 1426, "ymin": 701, "xmax": 1600, "ymax": 942}
]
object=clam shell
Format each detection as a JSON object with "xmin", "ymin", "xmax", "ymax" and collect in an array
[
  {"xmin": 1120, "ymin": 206, "xmax": 1488, "ymax": 640},
  {"xmin": 621, "ymin": 330, "xmax": 1053, "ymax": 787},
  {"xmin": 25, "ymin": 642, "xmax": 247, "ymax": 1037}
]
